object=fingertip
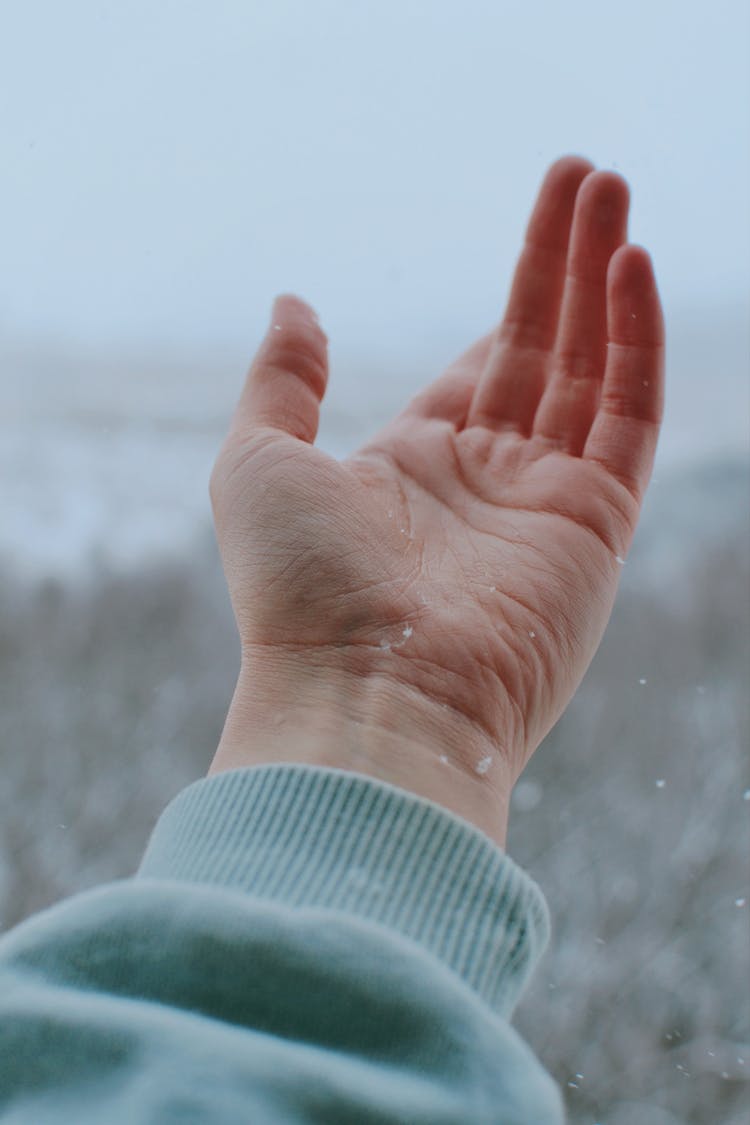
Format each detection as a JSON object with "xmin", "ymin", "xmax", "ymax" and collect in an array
[
  {"xmin": 607, "ymin": 244, "xmax": 664, "ymax": 346},
  {"xmin": 612, "ymin": 241, "xmax": 652, "ymax": 273},
  {"xmin": 550, "ymin": 153, "xmax": 597, "ymax": 180},
  {"xmin": 577, "ymin": 169, "xmax": 631, "ymax": 218},
  {"xmin": 270, "ymin": 293, "xmax": 328, "ymax": 342},
  {"xmin": 525, "ymin": 155, "xmax": 599, "ymax": 252},
  {"xmin": 609, "ymin": 244, "xmax": 662, "ymax": 302},
  {"xmin": 541, "ymin": 155, "xmax": 598, "ymax": 208}
]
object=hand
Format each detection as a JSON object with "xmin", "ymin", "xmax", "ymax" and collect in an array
[{"xmin": 207, "ymin": 155, "xmax": 665, "ymax": 847}]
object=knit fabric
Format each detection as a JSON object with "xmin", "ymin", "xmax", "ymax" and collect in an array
[{"xmin": 0, "ymin": 765, "xmax": 564, "ymax": 1123}]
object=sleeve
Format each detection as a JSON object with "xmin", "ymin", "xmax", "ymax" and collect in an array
[{"xmin": 0, "ymin": 764, "xmax": 565, "ymax": 1124}]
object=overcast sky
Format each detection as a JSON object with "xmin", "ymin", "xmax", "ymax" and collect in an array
[{"xmin": 1, "ymin": 0, "xmax": 748, "ymax": 366}]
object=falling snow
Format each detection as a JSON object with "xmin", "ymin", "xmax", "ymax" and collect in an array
[
  {"xmin": 656, "ymin": 779, "xmax": 666, "ymax": 789},
  {"xmin": 512, "ymin": 780, "xmax": 543, "ymax": 811}
]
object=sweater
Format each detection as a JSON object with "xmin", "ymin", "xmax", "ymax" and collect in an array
[{"xmin": 0, "ymin": 764, "xmax": 564, "ymax": 1123}]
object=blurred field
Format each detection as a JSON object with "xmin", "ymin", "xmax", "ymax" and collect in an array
[{"xmin": 0, "ymin": 460, "xmax": 748, "ymax": 1124}]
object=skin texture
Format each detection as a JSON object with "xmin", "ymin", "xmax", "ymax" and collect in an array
[{"xmin": 207, "ymin": 155, "xmax": 665, "ymax": 848}]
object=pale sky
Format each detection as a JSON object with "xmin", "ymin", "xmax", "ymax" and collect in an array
[{"xmin": 1, "ymin": 0, "xmax": 748, "ymax": 367}]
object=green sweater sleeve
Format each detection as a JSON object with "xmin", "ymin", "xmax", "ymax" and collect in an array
[{"xmin": 0, "ymin": 764, "xmax": 564, "ymax": 1123}]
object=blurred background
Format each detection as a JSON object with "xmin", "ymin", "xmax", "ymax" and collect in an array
[{"xmin": 1, "ymin": 1, "xmax": 748, "ymax": 1121}]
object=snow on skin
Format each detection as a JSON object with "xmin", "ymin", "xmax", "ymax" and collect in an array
[{"xmin": 379, "ymin": 624, "xmax": 413, "ymax": 651}]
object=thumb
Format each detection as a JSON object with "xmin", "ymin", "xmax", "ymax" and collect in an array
[{"xmin": 231, "ymin": 293, "xmax": 329, "ymax": 445}]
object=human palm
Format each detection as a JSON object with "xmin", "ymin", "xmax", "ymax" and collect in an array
[{"xmin": 210, "ymin": 156, "xmax": 664, "ymax": 786}]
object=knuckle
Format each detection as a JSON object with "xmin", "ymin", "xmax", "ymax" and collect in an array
[
  {"xmin": 266, "ymin": 338, "xmax": 328, "ymax": 396},
  {"xmin": 499, "ymin": 317, "xmax": 553, "ymax": 353},
  {"xmin": 555, "ymin": 349, "xmax": 601, "ymax": 382}
]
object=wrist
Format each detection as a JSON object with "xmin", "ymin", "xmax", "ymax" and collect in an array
[{"xmin": 208, "ymin": 645, "xmax": 512, "ymax": 848}]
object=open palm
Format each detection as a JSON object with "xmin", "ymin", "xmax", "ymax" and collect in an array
[{"xmin": 210, "ymin": 156, "xmax": 665, "ymax": 788}]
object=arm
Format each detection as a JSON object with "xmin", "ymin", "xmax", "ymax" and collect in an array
[
  {"xmin": 0, "ymin": 155, "xmax": 664, "ymax": 1123},
  {"xmin": 1, "ymin": 765, "xmax": 562, "ymax": 1122}
]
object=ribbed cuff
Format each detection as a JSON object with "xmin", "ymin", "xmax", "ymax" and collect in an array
[{"xmin": 136, "ymin": 764, "xmax": 550, "ymax": 1019}]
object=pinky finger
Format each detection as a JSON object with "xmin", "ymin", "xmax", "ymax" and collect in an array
[{"xmin": 583, "ymin": 245, "xmax": 665, "ymax": 500}]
